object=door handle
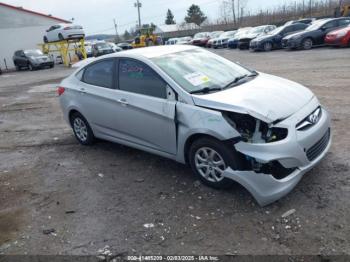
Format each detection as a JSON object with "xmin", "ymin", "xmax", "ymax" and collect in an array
[
  {"xmin": 118, "ymin": 98, "xmax": 129, "ymax": 106},
  {"xmin": 79, "ymin": 88, "xmax": 87, "ymax": 94}
]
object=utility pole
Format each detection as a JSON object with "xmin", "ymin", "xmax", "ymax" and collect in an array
[
  {"xmin": 134, "ymin": 0, "xmax": 142, "ymax": 30},
  {"xmin": 113, "ymin": 19, "xmax": 118, "ymax": 43}
]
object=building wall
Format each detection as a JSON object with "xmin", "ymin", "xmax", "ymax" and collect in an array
[{"xmin": 0, "ymin": 5, "xmax": 66, "ymax": 69}]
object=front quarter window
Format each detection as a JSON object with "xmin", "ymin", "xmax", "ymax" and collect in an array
[{"xmin": 151, "ymin": 49, "xmax": 252, "ymax": 94}]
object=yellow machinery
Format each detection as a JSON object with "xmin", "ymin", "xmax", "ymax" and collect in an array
[
  {"xmin": 132, "ymin": 28, "xmax": 160, "ymax": 48},
  {"xmin": 38, "ymin": 38, "xmax": 87, "ymax": 67},
  {"xmin": 341, "ymin": 5, "xmax": 350, "ymax": 16}
]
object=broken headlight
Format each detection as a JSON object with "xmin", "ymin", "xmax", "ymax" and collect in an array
[{"xmin": 223, "ymin": 112, "xmax": 288, "ymax": 143}]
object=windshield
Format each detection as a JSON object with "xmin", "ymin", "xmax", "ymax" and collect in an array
[
  {"xmin": 152, "ymin": 49, "xmax": 252, "ymax": 93},
  {"xmin": 194, "ymin": 32, "xmax": 207, "ymax": 38},
  {"xmin": 220, "ymin": 31, "xmax": 236, "ymax": 38},
  {"xmin": 210, "ymin": 31, "xmax": 223, "ymax": 38},
  {"xmin": 249, "ymin": 26, "xmax": 266, "ymax": 34},
  {"xmin": 24, "ymin": 50, "xmax": 43, "ymax": 56},
  {"xmin": 306, "ymin": 20, "xmax": 328, "ymax": 31},
  {"xmin": 268, "ymin": 26, "xmax": 284, "ymax": 35},
  {"xmin": 96, "ymin": 43, "xmax": 110, "ymax": 49}
]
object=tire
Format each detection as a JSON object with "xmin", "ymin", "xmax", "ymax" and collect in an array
[
  {"xmin": 70, "ymin": 112, "xmax": 95, "ymax": 145},
  {"xmin": 58, "ymin": 33, "xmax": 64, "ymax": 41},
  {"xmin": 188, "ymin": 137, "xmax": 241, "ymax": 189},
  {"xmin": 301, "ymin": 38, "xmax": 313, "ymax": 50},
  {"xmin": 28, "ymin": 63, "xmax": 34, "ymax": 71},
  {"xmin": 50, "ymin": 64, "xmax": 54, "ymax": 69},
  {"xmin": 14, "ymin": 63, "xmax": 20, "ymax": 71},
  {"xmin": 263, "ymin": 42, "xmax": 273, "ymax": 52},
  {"xmin": 43, "ymin": 36, "xmax": 48, "ymax": 43}
]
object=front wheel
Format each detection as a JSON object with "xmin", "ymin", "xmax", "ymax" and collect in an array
[
  {"xmin": 58, "ymin": 33, "xmax": 64, "ymax": 41},
  {"xmin": 70, "ymin": 112, "xmax": 95, "ymax": 145},
  {"xmin": 189, "ymin": 137, "xmax": 241, "ymax": 189},
  {"xmin": 28, "ymin": 63, "xmax": 34, "ymax": 71},
  {"xmin": 302, "ymin": 38, "xmax": 313, "ymax": 50},
  {"xmin": 263, "ymin": 42, "xmax": 273, "ymax": 52}
]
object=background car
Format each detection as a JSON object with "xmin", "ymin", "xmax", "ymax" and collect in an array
[
  {"xmin": 250, "ymin": 23, "xmax": 308, "ymax": 51},
  {"xmin": 117, "ymin": 42, "xmax": 133, "ymax": 50},
  {"xmin": 108, "ymin": 42, "xmax": 123, "ymax": 52},
  {"xmin": 191, "ymin": 32, "xmax": 210, "ymax": 46},
  {"xmin": 13, "ymin": 49, "xmax": 54, "ymax": 71},
  {"xmin": 282, "ymin": 17, "xmax": 350, "ymax": 50},
  {"xmin": 92, "ymin": 42, "xmax": 115, "ymax": 57},
  {"xmin": 84, "ymin": 42, "xmax": 93, "ymax": 57},
  {"xmin": 166, "ymin": 38, "xmax": 179, "ymax": 45},
  {"xmin": 227, "ymin": 27, "xmax": 252, "ymax": 48},
  {"xmin": 206, "ymin": 31, "xmax": 224, "ymax": 48},
  {"xmin": 237, "ymin": 25, "xmax": 276, "ymax": 50},
  {"xmin": 44, "ymin": 24, "xmax": 84, "ymax": 43},
  {"xmin": 213, "ymin": 30, "xmax": 237, "ymax": 48},
  {"xmin": 176, "ymin": 36, "xmax": 192, "ymax": 44},
  {"xmin": 325, "ymin": 25, "xmax": 350, "ymax": 47}
]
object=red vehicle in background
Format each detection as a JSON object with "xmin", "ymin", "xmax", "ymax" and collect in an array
[{"xmin": 325, "ymin": 26, "xmax": 350, "ymax": 47}]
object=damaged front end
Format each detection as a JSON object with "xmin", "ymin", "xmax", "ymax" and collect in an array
[
  {"xmin": 217, "ymin": 97, "xmax": 331, "ymax": 206},
  {"xmin": 223, "ymin": 111, "xmax": 295, "ymax": 179}
]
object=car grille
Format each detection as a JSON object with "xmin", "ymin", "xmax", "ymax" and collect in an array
[{"xmin": 306, "ymin": 128, "xmax": 330, "ymax": 161}]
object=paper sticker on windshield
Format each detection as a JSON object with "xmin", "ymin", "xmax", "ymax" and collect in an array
[{"xmin": 184, "ymin": 72, "xmax": 210, "ymax": 86}]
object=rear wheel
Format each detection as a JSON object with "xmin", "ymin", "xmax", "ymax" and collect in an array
[
  {"xmin": 263, "ymin": 42, "xmax": 273, "ymax": 52},
  {"xmin": 189, "ymin": 137, "xmax": 241, "ymax": 189},
  {"xmin": 70, "ymin": 112, "xmax": 95, "ymax": 145},
  {"xmin": 43, "ymin": 36, "xmax": 48, "ymax": 43},
  {"xmin": 302, "ymin": 38, "xmax": 313, "ymax": 50}
]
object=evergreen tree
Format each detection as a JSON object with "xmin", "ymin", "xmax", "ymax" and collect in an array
[
  {"xmin": 184, "ymin": 4, "xmax": 207, "ymax": 26},
  {"xmin": 165, "ymin": 9, "xmax": 176, "ymax": 24},
  {"xmin": 123, "ymin": 30, "xmax": 131, "ymax": 40}
]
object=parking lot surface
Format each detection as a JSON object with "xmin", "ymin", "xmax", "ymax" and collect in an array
[{"xmin": 0, "ymin": 48, "xmax": 349, "ymax": 256}]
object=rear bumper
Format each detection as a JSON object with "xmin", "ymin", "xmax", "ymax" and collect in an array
[{"xmin": 225, "ymin": 98, "xmax": 332, "ymax": 206}]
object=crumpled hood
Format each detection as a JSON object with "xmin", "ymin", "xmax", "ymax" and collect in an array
[{"xmin": 192, "ymin": 73, "xmax": 314, "ymax": 123}]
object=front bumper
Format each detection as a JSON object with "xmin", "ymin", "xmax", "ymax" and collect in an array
[
  {"xmin": 249, "ymin": 41, "xmax": 263, "ymax": 50},
  {"xmin": 282, "ymin": 38, "xmax": 302, "ymax": 49},
  {"xmin": 225, "ymin": 97, "xmax": 332, "ymax": 206}
]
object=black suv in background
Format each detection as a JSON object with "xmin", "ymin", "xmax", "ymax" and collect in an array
[
  {"xmin": 13, "ymin": 49, "xmax": 54, "ymax": 71},
  {"xmin": 282, "ymin": 17, "xmax": 350, "ymax": 50},
  {"xmin": 250, "ymin": 23, "xmax": 308, "ymax": 51}
]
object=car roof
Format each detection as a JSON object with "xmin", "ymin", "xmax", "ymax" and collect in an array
[{"xmin": 112, "ymin": 45, "xmax": 198, "ymax": 59}]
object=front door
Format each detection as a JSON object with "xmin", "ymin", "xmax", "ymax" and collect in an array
[{"xmin": 112, "ymin": 58, "xmax": 177, "ymax": 155}]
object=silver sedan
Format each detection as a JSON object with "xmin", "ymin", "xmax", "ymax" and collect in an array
[{"xmin": 58, "ymin": 45, "xmax": 331, "ymax": 206}]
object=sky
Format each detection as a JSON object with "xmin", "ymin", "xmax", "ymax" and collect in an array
[{"xmin": 3, "ymin": 0, "xmax": 295, "ymax": 35}]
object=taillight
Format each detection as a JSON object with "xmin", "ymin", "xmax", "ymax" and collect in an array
[{"xmin": 57, "ymin": 86, "xmax": 65, "ymax": 96}]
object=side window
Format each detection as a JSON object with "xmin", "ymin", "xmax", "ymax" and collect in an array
[
  {"xmin": 118, "ymin": 59, "xmax": 167, "ymax": 99},
  {"xmin": 82, "ymin": 59, "xmax": 115, "ymax": 89},
  {"xmin": 323, "ymin": 21, "xmax": 336, "ymax": 29},
  {"xmin": 338, "ymin": 19, "xmax": 350, "ymax": 27}
]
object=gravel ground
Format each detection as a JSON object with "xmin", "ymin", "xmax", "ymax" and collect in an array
[{"xmin": 0, "ymin": 48, "xmax": 349, "ymax": 256}]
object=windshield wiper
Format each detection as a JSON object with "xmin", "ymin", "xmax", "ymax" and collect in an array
[
  {"xmin": 223, "ymin": 71, "xmax": 258, "ymax": 89},
  {"xmin": 190, "ymin": 87, "xmax": 222, "ymax": 94}
]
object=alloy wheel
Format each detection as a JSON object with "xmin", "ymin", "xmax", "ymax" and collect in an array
[
  {"xmin": 73, "ymin": 117, "xmax": 88, "ymax": 142},
  {"xmin": 194, "ymin": 147, "xmax": 227, "ymax": 183}
]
